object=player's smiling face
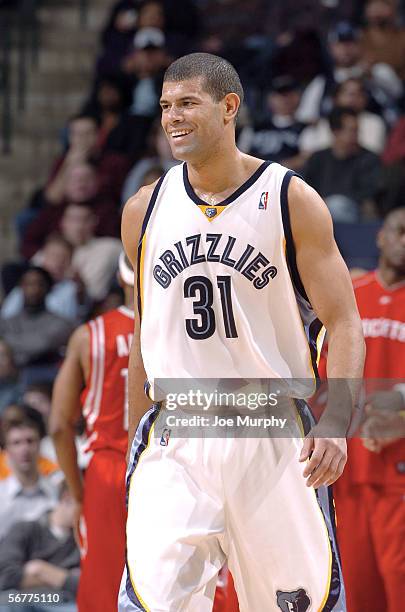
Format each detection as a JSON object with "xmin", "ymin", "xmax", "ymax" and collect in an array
[{"xmin": 160, "ymin": 77, "xmax": 224, "ymax": 162}]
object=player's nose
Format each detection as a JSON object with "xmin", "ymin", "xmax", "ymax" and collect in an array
[{"xmin": 167, "ymin": 104, "xmax": 184, "ymax": 123}]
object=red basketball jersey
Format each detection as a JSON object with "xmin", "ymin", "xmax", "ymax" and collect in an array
[
  {"xmin": 354, "ymin": 271, "xmax": 405, "ymax": 378},
  {"xmin": 80, "ymin": 306, "xmax": 134, "ymax": 455},
  {"xmin": 347, "ymin": 271, "xmax": 405, "ymax": 486}
]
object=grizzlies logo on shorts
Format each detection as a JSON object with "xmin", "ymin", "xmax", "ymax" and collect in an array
[{"xmin": 276, "ymin": 588, "xmax": 311, "ymax": 611}]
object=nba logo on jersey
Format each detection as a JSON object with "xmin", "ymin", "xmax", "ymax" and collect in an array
[
  {"xmin": 160, "ymin": 428, "xmax": 171, "ymax": 446},
  {"xmin": 205, "ymin": 207, "xmax": 217, "ymax": 218},
  {"xmin": 259, "ymin": 192, "xmax": 269, "ymax": 210}
]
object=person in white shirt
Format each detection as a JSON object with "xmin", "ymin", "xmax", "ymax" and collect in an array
[
  {"xmin": 299, "ymin": 77, "xmax": 387, "ymax": 155},
  {"xmin": 0, "ymin": 405, "xmax": 60, "ymax": 541}
]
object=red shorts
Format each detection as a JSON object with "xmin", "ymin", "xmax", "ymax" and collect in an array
[
  {"xmin": 334, "ymin": 481, "xmax": 405, "ymax": 612},
  {"xmin": 77, "ymin": 449, "xmax": 127, "ymax": 612}
]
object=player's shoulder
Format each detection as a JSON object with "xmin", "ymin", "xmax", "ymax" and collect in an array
[
  {"xmin": 285, "ymin": 174, "xmax": 333, "ymax": 243},
  {"xmin": 123, "ymin": 180, "xmax": 160, "ymax": 221},
  {"xmin": 352, "ymin": 270, "xmax": 377, "ymax": 291},
  {"xmin": 66, "ymin": 322, "xmax": 90, "ymax": 356}
]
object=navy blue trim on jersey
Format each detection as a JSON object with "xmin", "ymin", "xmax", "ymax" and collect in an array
[
  {"xmin": 137, "ymin": 174, "xmax": 166, "ymax": 319},
  {"xmin": 280, "ymin": 170, "xmax": 309, "ymax": 302},
  {"xmin": 294, "ymin": 400, "xmax": 346, "ymax": 611},
  {"xmin": 308, "ymin": 318, "xmax": 323, "ymax": 380},
  {"xmin": 281, "ymin": 171, "xmax": 323, "ymax": 380},
  {"xmin": 124, "ymin": 405, "xmax": 161, "ymax": 611},
  {"xmin": 183, "ymin": 160, "xmax": 272, "ymax": 207}
]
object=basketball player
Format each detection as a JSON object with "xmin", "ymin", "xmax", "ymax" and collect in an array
[
  {"xmin": 332, "ymin": 208, "xmax": 405, "ymax": 612},
  {"xmin": 119, "ymin": 53, "xmax": 365, "ymax": 612},
  {"xmin": 50, "ymin": 253, "xmax": 134, "ymax": 612}
]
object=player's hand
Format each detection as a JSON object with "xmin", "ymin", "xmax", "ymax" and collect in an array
[
  {"xmin": 364, "ymin": 390, "xmax": 403, "ymax": 412},
  {"xmin": 72, "ymin": 499, "xmax": 83, "ymax": 549},
  {"xmin": 299, "ymin": 434, "xmax": 347, "ymax": 488},
  {"xmin": 360, "ymin": 402, "xmax": 405, "ymax": 452}
]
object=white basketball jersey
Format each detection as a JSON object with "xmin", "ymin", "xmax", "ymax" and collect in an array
[{"xmin": 138, "ymin": 161, "xmax": 324, "ymax": 389}]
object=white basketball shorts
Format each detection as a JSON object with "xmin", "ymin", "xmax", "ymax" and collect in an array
[{"xmin": 118, "ymin": 402, "xmax": 346, "ymax": 611}]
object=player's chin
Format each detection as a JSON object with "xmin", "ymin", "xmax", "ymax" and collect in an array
[{"xmin": 170, "ymin": 142, "xmax": 198, "ymax": 161}]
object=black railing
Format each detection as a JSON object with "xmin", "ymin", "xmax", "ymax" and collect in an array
[{"xmin": 0, "ymin": 0, "xmax": 89, "ymax": 154}]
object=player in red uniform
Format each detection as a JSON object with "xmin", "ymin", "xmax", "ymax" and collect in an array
[
  {"xmin": 50, "ymin": 253, "xmax": 135, "ymax": 612},
  {"xmin": 333, "ymin": 208, "xmax": 405, "ymax": 612}
]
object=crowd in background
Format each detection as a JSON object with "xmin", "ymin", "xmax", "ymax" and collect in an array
[{"xmin": 1, "ymin": 0, "xmax": 405, "ymax": 607}]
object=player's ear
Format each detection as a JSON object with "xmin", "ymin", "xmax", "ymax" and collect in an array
[{"xmin": 223, "ymin": 93, "xmax": 240, "ymax": 125}]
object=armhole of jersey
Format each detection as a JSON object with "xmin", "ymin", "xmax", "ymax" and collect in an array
[
  {"xmin": 281, "ymin": 171, "xmax": 324, "ymax": 380},
  {"xmin": 137, "ymin": 173, "xmax": 167, "ymax": 319},
  {"xmin": 280, "ymin": 170, "xmax": 309, "ymax": 303}
]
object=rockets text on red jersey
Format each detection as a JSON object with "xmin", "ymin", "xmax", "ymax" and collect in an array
[
  {"xmin": 353, "ymin": 271, "xmax": 405, "ymax": 378},
  {"xmin": 80, "ymin": 306, "xmax": 134, "ymax": 455}
]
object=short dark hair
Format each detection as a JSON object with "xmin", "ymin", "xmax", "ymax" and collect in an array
[
  {"xmin": 0, "ymin": 404, "xmax": 46, "ymax": 446},
  {"xmin": 164, "ymin": 52, "xmax": 244, "ymax": 108},
  {"xmin": 20, "ymin": 266, "xmax": 53, "ymax": 291},
  {"xmin": 328, "ymin": 106, "xmax": 358, "ymax": 131}
]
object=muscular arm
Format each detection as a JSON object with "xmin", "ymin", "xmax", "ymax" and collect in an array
[
  {"xmin": 288, "ymin": 177, "xmax": 366, "ymax": 486},
  {"xmin": 49, "ymin": 325, "xmax": 89, "ymax": 503},
  {"xmin": 121, "ymin": 182, "xmax": 157, "ymax": 462}
]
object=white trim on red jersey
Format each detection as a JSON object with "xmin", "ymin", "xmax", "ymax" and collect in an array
[{"xmin": 83, "ymin": 317, "xmax": 106, "ymax": 430}]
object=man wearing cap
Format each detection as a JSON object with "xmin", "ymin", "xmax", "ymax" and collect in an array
[
  {"xmin": 238, "ymin": 74, "xmax": 307, "ymax": 170},
  {"xmin": 50, "ymin": 253, "xmax": 135, "ymax": 612}
]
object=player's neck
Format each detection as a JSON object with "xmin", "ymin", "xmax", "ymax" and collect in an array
[
  {"xmin": 186, "ymin": 147, "xmax": 250, "ymax": 196},
  {"xmin": 378, "ymin": 262, "xmax": 405, "ymax": 287}
]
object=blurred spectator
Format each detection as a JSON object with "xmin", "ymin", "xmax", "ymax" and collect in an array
[
  {"xmin": 297, "ymin": 21, "xmax": 403, "ymax": 125},
  {"xmin": 44, "ymin": 113, "xmax": 130, "ymax": 204},
  {"xmin": 0, "ymin": 405, "xmax": 59, "ymax": 540},
  {"xmin": 97, "ymin": 0, "xmax": 139, "ymax": 79},
  {"xmin": 0, "ymin": 341, "xmax": 21, "ymax": 415},
  {"xmin": 376, "ymin": 114, "xmax": 405, "ymax": 214},
  {"xmin": 121, "ymin": 119, "xmax": 176, "ymax": 202},
  {"xmin": 269, "ymin": 27, "xmax": 325, "ymax": 88},
  {"xmin": 238, "ymin": 76, "xmax": 307, "ymax": 170},
  {"xmin": 0, "ymin": 404, "xmax": 58, "ymax": 482},
  {"xmin": 382, "ymin": 115, "xmax": 405, "ymax": 165},
  {"xmin": 360, "ymin": 0, "xmax": 405, "ymax": 80},
  {"xmin": 198, "ymin": 0, "xmax": 268, "ymax": 62},
  {"xmin": 81, "ymin": 75, "xmax": 154, "ymax": 161},
  {"xmin": 59, "ymin": 204, "xmax": 122, "ymax": 301},
  {"xmin": 81, "ymin": 76, "xmax": 135, "ymax": 153},
  {"xmin": 302, "ymin": 107, "xmax": 381, "ymax": 222},
  {"xmin": 0, "ymin": 267, "xmax": 73, "ymax": 382},
  {"xmin": 265, "ymin": 0, "xmax": 363, "ymax": 37},
  {"xmin": 136, "ymin": 0, "xmax": 192, "ymax": 57},
  {"xmin": 22, "ymin": 162, "xmax": 120, "ymax": 260},
  {"xmin": 23, "ymin": 383, "xmax": 57, "ymax": 464},
  {"xmin": 0, "ymin": 480, "xmax": 80, "ymax": 600},
  {"xmin": 121, "ymin": 27, "xmax": 170, "ymax": 119},
  {"xmin": 2, "ymin": 235, "xmax": 89, "ymax": 322},
  {"xmin": 299, "ymin": 77, "xmax": 387, "ymax": 155}
]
